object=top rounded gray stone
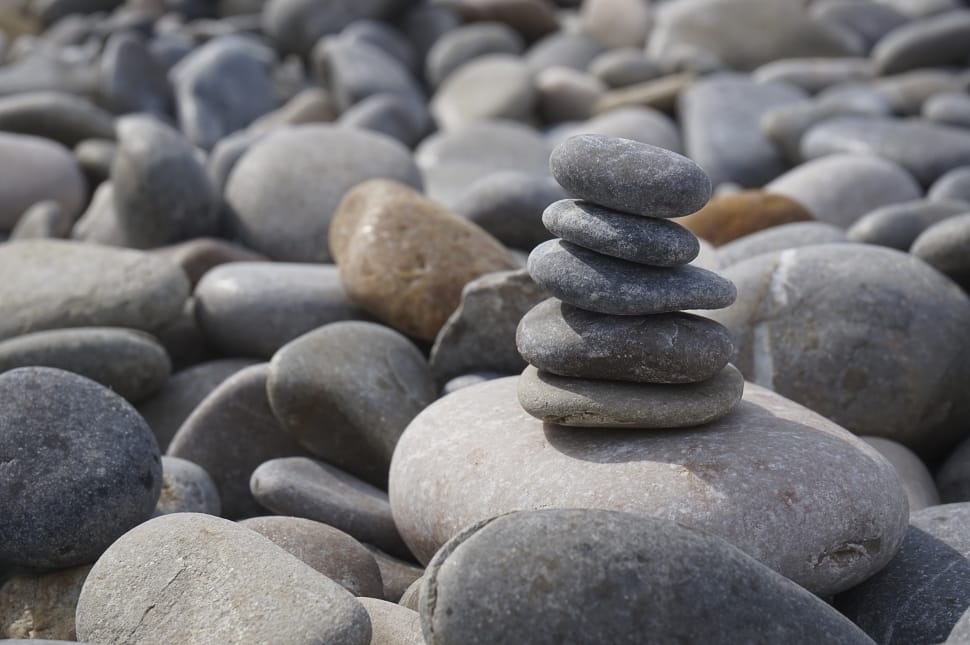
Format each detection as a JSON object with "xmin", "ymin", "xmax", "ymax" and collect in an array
[{"xmin": 549, "ymin": 134, "xmax": 711, "ymax": 218}]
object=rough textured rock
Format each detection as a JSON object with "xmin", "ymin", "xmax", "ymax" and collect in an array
[
  {"xmin": 154, "ymin": 456, "xmax": 221, "ymax": 517},
  {"xmin": 239, "ymin": 516, "xmax": 383, "ymax": 598},
  {"xmin": 194, "ymin": 262, "xmax": 372, "ymax": 358},
  {"xmin": 430, "ymin": 269, "xmax": 547, "ymax": 385},
  {"xmin": 0, "ymin": 367, "xmax": 161, "ymax": 569},
  {"xmin": 517, "ymin": 298, "xmax": 733, "ymax": 383},
  {"xmin": 836, "ymin": 503, "xmax": 970, "ymax": 644},
  {"xmin": 268, "ymin": 321, "xmax": 436, "ymax": 488},
  {"xmin": 389, "ymin": 377, "xmax": 908, "ymax": 596},
  {"xmin": 226, "ymin": 125, "xmax": 423, "ymax": 263},
  {"xmin": 421, "ymin": 510, "xmax": 875, "ymax": 645},
  {"xmin": 677, "ymin": 191, "xmax": 814, "ymax": 246},
  {"xmin": 861, "ymin": 437, "xmax": 939, "ymax": 513},
  {"xmin": 251, "ymin": 457, "xmax": 409, "ymax": 558},
  {"xmin": 528, "ymin": 239, "xmax": 737, "ymax": 315},
  {"xmin": 330, "ymin": 180, "xmax": 519, "ymax": 341},
  {"xmin": 167, "ymin": 364, "xmax": 310, "ymax": 518},
  {"xmin": 0, "ymin": 240, "xmax": 189, "ymax": 342},
  {"xmin": 765, "ymin": 154, "xmax": 922, "ymax": 228},
  {"xmin": 542, "ymin": 199, "xmax": 699, "ymax": 265},
  {"xmin": 0, "ymin": 327, "xmax": 170, "ymax": 403},
  {"xmin": 518, "ymin": 363, "xmax": 745, "ymax": 428},
  {"xmin": 705, "ymin": 244, "xmax": 970, "ymax": 459},
  {"xmin": 137, "ymin": 359, "xmax": 256, "ymax": 451},
  {"xmin": 75, "ymin": 513, "xmax": 371, "ymax": 645},
  {"xmin": 0, "ymin": 565, "xmax": 90, "ymax": 640},
  {"xmin": 549, "ymin": 134, "xmax": 711, "ymax": 218},
  {"xmin": 0, "ymin": 132, "xmax": 85, "ymax": 231}
]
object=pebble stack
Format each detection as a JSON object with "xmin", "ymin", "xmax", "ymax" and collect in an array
[{"xmin": 517, "ymin": 133, "xmax": 743, "ymax": 428}]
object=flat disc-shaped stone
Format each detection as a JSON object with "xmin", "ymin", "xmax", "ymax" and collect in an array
[
  {"xmin": 542, "ymin": 199, "xmax": 700, "ymax": 266},
  {"xmin": 549, "ymin": 134, "xmax": 712, "ymax": 218},
  {"xmin": 517, "ymin": 363, "xmax": 744, "ymax": 428},
  {"xmin": 517, "ymin": 298, "xmax": 733, "ymax": 383},
  {"xmin": 527, "ymin": 239, "xmax": 737, "ymax": 315}
]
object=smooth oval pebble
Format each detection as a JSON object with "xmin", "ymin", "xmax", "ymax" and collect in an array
[
  {"xmin": 167, "ymin": 364, "xmax": 310, "ymax": 518},
  {"xmin": 527, "ymin": 239, "xmax": 737, "ymax": 315},
  {"xmin": 431, "ymin": 54, "xmax": 535, "ymax": 130},
  {"xmin": 910, "ymin": 213, "xmax": 970, "ymax": 289},
  {"xmin": 421, "ymin": 509, "xmax": 874, "ymax": 645},
  {"xmin": 0, "ymin": 132, "xmax": 86, "ymax": 231},
  {"xmin": 388, "ymin": 377, "xmax": 909, "ymax": 596},
  {"xmin": 716, "ymin": 222, "xmax": 849, "ymax": 268},
  {"xmin": 846, "ymin": 200, "xmax": 969, "ymax": 250},
  {"xmin": 542, "ymin": 199, "xmax": 700, "ymax": 266},
  {"xmin": 861, "ymin": 437, "xmax": 940, "ymax": 513},
  {"xmin": 154, "ymin": 456, "xmax": 221, "ymax": 517},
  {"xmin": 0, "ymin": 91, "xmax": 115, "ymax": 147},
  {"xmin": 517, "ymin": 363, "xmax": 744, "ymax": 428},
  {"xmin": 251, "ymin": 457, "xmax": 409, "ymax": 558},
  {"xmin": 74, "ymin": 513, "xmax": 371, "ymax": 645},
  {"xmin": 517, "ymin": 298, "xmax": 733, "ymax": 383},
  {"xmin": 549, "ymin": 133, "xmax": 711, "ymax": 218},
  {"xmin": 360, "ymin": 598, "xmax": 424, "ymax": 645},
  {"xmin": 0, "ymin": 327, "xmax": 170, "ymax": 403},
  {"xmin": 268, "ymin": 321, "xmax": 437, "ymax": 488},
  {"xmin": 0, "ymin": 367, "xmax": 161, "ymax": 569},
  {"xmin": 239, "ymin": 516, "xmax": 383, "ymax": 598}
]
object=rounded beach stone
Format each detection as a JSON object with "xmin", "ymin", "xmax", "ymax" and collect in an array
[
  {"xmin": 194, "ymin": 262, "xmax": 371, "ymax": 359},
  {"xmin": 111, "ymin": 115, "xmax": 219, "ymax": 248},
  {"xmin": 765, "ymin": 153, "xmax": 922, "ymax": 228},
  {"xmin": 167, "ymin": 364, "xmax": 310, "ymax": 519},
  {"xmin": 239, "ymin": 516, "xmax": 383, "ymax": 598},
  {"xmin": 329, "ymin": 180, "xmax": 519, "ymax": 341},
  {"xmin": 706, "ymin": 244, "xmax": 970, "ymax": 459},
  {"xmin": 74, "ymin": 513, "xmax": 371, "ymax": 645},
  {"xmin": 267, "ymin": 321, "xmax": 437, "ymax": 488},
  {"xmin": 527, "ymin": 239, "xmax": 736, "ymax": 315},
  {"xmin": 847, "ymin": 200, "xmax": 969, "ymax": 250},
  {"xmin": 676, "ymin": 190, "xmax": 814, "ymax": 246},
  {"xmin": 154, "ymin": 456, "xmax": 221, "ymax": 517},
  {"xmin": 429, "ymin": 269, "xmax": 548, "ymax": 385},
  {"xmin": 752, "ymin": 58, "xmax": 876, "ymax": 95},
  {"xmin": 872, "ymin": 9, "xmax": 970, "ymax": 75},
  {"xmin": 861, "ymin": 437, "xmax": 939, "ymax": 513},
  {"xmin": 517, "ymin": 363, "xmax": 744, "ymax": 428},
  {"xmin": 923, "ymin": 92, "xmax": 970, "ymax": 128},
  {"xmin": 365, "ymin": 547, "xmax": 424, "ymax": 603},
  {"xmin": 717, "ymin": 222, "xmax": 849, "ymax": 268},
  {"xmin": 225, "ymin": 125, "xmax": 422, "ymax": 263},
  {"xmin": 550, "ymin": 134, "xmax": 711, "ymax": 218},
  {"xmin": 10, "ymin": 200, "xmax": 71, "ymax": 241},
  {"xmin": 0, "ymin": 132, "xmax": 85, "ymax": 231},
  {"xmin": 0, "ymin": 240, "xmax": 189, "ymax": 342},
  {"xmin": 517, "ymin": 298, "xmax": 733, "ymax": 383},
  {"xmin": 149, "ymin": 237, "xmax": 267, "ymax": 288},
  {"xmin": 430, "ymin": 54, "xmax": 535, "ymax": 130},
  {"xmin": 421, "ymin": 510, "xmax": 874, "ymax": 645},
  {"xmin": 0, "ymin": 367, "xmax": 161, "ymax": 569},
  {"xmin": 0, "ymin": 91, "xmax": 115, "ymax": 147},
  {"xmin": 451, "ymin": 171, "xmax": 565, "ymax": 250},
  {"xmin": 928, "ymin": 166, "xmax": 970, "ymax": 204},
  {"xmin": 835, "ymin": 503, "xmax": 970, "ymax": 644},
  {"xmin": 549, "ymin": 106, "xmax": 683, "ymax": 154},
  {"xmin": 251, "ymin": 457, "xmax": 409, "ymax": 558},
  {"xmin": 137, "ymin": 358, "xmax": 256, "ymax": 450},
  {"xmin": 388, "ymin": 377, "xmax": 909, "ymax": 596},
  {"xmin": 542, "ymin": 199, "xmax": 699, "ymax": 266},
  {"xmin": 98, "ymin": 33, "xmax": 172, "ymax": 116},
  {"xmin": 0, "ymin": 564, "xmax": 91, "ymax": 641},
  {"xmin": 261, "ymin": 0, "xmax": 397, "ymax": 55},
  {"xmin": 910, "ymin": 213, "xmax": 970, "ymax": 289},
  {"xmin": 535, "ymin": 66, "xmax": 606, "ymax": 124},
  {"xmin": 0, "ymin": 327, "xmax": 170, "ymax": 403},
  {"xmin": 938, "ymin": 437, "xmax": 970, "ymax": 503},
  {"xmin": 424, "ymin": 22, "xmax": 525, "ymax": 88},
  {"xmin": 359, "ymin": 598, "xmax": 424, "ymax": 645}
]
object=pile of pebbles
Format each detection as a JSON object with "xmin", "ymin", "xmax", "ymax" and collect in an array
[
  {"xmin": 0, "ymin": 0, "xmax": 968, "ymax": 643},
  {"xmin": 517, "ymin": 134, "xmax": 744, "ymax": 428}
]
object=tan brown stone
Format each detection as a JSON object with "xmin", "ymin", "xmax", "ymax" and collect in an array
[
  {"xmin": 330, "ymin": 180, "xmax": 519, "ymax": 341},
  {"xmin": 677, "ymin": 190, "xmax": 813, "ymax": 246},
  {"xmin": 594, "ymin": 72, "xmax": 696, "ymax": 115},
  {"xmin": 0, "ymin": 565, "xmax": 91, "ymax": 640}
]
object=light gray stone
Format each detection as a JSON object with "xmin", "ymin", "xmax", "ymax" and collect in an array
[
  {"xmin": 431, "ymin": 55, "xmax": 535, "ymax": 130},
  {"xmin": 364, "ymin": 548, "xmax": 423, "ymax": 604},
  {"xmin": 847, "ymin": 199, "xmax": 969, "ymax": 250},
  {"xmin": 425, "ymin": 22, "xmax": 524, "ymax": 88},
  {"xmin": 910, "ymin": 213, "xmax": 970, "ymax": 289},
  {"xmin": 314, "ymin": 35, "xmax": 423, "ymax": 114},
  {"xmin": 10, "ymin": 200, "xmax": 70, "ymax": 240},
  {"xmin": 261, "ymin": 0, "xmax": 397, "ymax": 55},
  {"xmin": 98, "ymin": 33, "xmax": 172, "ymax": 116},
  {"xmin": 872, "ymin": 9, "xmax": 970, "ymax": 75},
  {"xmin": 360, "ymin": 598, "xmax": 423, "ymax": 645},
  {"xmin": 588, "ymin": 49, "xmax": 661, "ymax": 88},
  {"xmin": 75, "ymin": 513, "xmax": 371, "ymax": 644},
  {"xmin": 717, "ymin": 221, "xmax": 850, "ymax": 267},
  {"xmin": 929, "ymin": 166, "xmax": 970, "ymax": 204},
  {"xmin": 154, "ymin": 455, "xmax": 221, "ymax": 517},
  {"xmin": 752, "ymin": 57, "xmax": 875, "ymax": 95},
  {"xmin": 766, "ymin": 153, "xmax": 922, "ymax": 228},
  {"xmin": 706, "ymin": 244, "xmax": 970, "ymax": 459},
  {"xmin": 861, "ymin": 437, "xmax": 939, "ymax": 513},
  {"xmin": 547, "ymin": 106, "xmax": 682, "ymax": 154},
  {"xmin": 0, "ymin": 91, "xmax": 115, "ymax": 147},
  {"xmin": 430, "ymin": 269, "xmax": 548, "ymax": 385},
  {"xmin": 389, "ymin": 377, "xmax": 909, "ymax": 595},
  {"xmin": 422, "ymin": 509, "xmax": 875, "ymax": 645},
  {"xmin": 0, "ymin": 240, "xmax": 189, "ymax": 342},
  {"xmin": 923, "ymin": 92, "xmax": 970, "ymax": 128},
  {"xmin": 0, "ymin": 132, "xmax": 85, "ymax": 231}
]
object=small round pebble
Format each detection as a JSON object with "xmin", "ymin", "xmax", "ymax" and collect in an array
[{"xmin": 153, "ymin": 456, "xmax": 221, "ymax": 517}]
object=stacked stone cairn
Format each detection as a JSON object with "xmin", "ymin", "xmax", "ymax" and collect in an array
[{"xmin": 517, "ymin": 134, "xmax": 745, "ymax": 428}]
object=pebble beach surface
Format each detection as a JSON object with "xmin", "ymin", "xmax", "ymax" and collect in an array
[{"xmin": 0, "ymin": 0, "xmax": 969, "ymax": 644}]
